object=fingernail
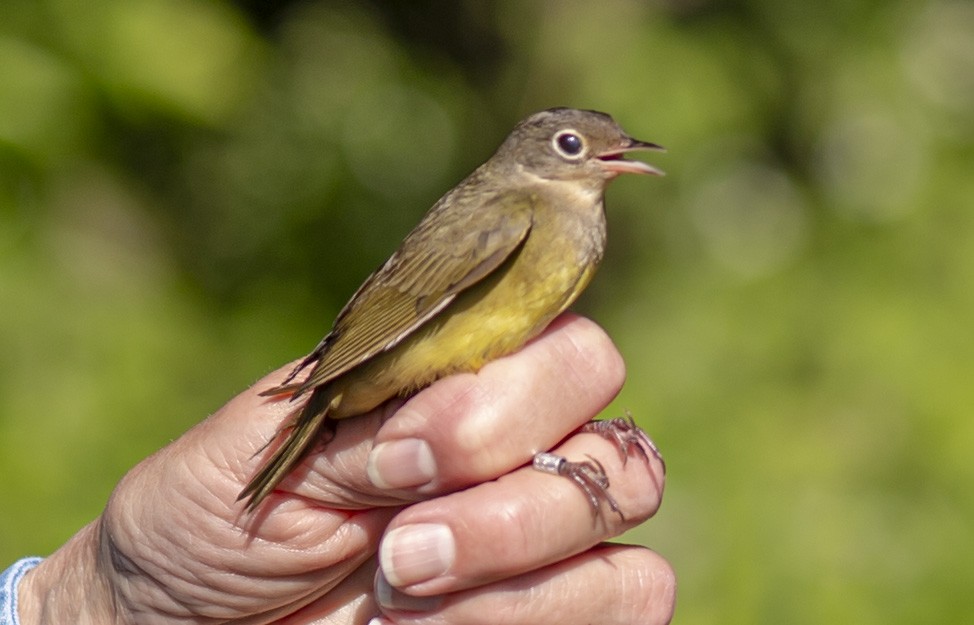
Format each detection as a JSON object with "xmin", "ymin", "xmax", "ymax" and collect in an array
[
  {"xmin": 374, "ymin": 570, "xmax": 444, "ymax": 613},
  {"xmin": 380, "ymin": 523, "xmax": 455, "ymax": 587},
  {"xmin": 368, "ymin": 439, "xmax": 437, "ymax": 489}
]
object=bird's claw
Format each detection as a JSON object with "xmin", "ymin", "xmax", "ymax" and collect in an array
[
  {"xmin": 533, "ymin": 452, "xmax": 623, "ymax": 521},
  {"xmin": 581, "ymin": 411, "xmax": 665, "ymax": 474},
  {"xmin": 532, "ymin": 412, "xmax": 662, "ymax": 522}
]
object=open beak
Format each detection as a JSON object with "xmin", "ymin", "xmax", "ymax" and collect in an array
[{"xmin": 597, "ymin": 138, "xmax": 666, "ymax": 176}]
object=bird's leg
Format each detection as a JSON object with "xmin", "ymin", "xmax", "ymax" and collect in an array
[
  {"xmin": 532, "ymin": 413, "xmax": 662, "ymax": 522},
  {"xmin": 581, "ymin": 411, "xmax": 665, "ymax": 474},
  {"xmin": 533, "ymin": 452, "xmax": 623, "ymax": 521}
]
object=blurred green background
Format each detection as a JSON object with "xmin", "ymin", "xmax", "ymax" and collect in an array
[{"xmin": 2, "ymin": 0, "xmax": 972, "ymax": 622}]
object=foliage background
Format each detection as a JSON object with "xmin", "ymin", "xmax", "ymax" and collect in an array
[{"xmin": 1, "ymin": 1, "xmax": 972, "ymax": 623}]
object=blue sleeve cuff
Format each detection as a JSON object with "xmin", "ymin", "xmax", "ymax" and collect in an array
[{"xmin": 0, "ymin": 558, "xmax": 43, "ymax": 625}]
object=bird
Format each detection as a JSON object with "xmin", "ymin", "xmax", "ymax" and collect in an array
[{"xmin": 240, "ymin": 107, "xmax": 664, "ymax": 512}]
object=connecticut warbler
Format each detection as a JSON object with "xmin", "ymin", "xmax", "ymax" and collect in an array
[{"xmin": 240, "ymin": 108, "xmax": 664, "ymax": 511}]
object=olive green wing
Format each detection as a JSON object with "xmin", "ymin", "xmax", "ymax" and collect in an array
[{"xmin": 279, "ymin": 194, "xmax": 535, "ymax": 395}]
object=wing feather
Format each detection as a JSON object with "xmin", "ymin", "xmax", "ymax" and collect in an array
[{"xmin": 288, "ymin": 192, "xmax": 536, "ymax": 394}]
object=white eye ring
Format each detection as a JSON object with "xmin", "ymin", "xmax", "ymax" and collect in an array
[{"xmin": 552, "ymin": 130, "xmax": 586, "ymax": 159}]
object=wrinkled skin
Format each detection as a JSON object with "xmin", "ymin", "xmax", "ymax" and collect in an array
[{"xmin": 18, "ymin": 314, "xmax": 674, "ymax": 625}]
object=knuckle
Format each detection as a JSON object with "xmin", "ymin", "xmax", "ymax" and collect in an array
[
  {"xmin": 632, "ymin": 457, "xmax": 666, "ymax": 519},
  {"xmin": 621, "ymin": 550, "xmax": 677, "ymax": 625},
  {"xmin": 564, "ymin": 316, "xmax": 627, "ymax": 393}
]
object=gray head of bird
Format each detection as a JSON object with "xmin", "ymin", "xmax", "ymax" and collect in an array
[{"xmin": 492, "ymin": 108, "xmax": 665, "ymax": 184}]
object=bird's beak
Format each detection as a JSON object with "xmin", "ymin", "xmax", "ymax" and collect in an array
[{"xmin": 597, "ymin": 138, "xmax": 666, "ymax": 176}]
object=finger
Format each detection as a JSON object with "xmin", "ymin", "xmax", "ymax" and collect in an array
[
  {"xmin": 375, "ymin": 544, "xmax": 676, "ymax": 625},
  {"xmin": 366, "ymin": 313, "xmax": 626, "ymax": 493},
  {"xmin": 376, "ymin": 429, "xmax": 665, "ymax": 596},
  {"xmin": 222, "ymin": 363, "xmax": 403, "ymax": 511},
  {"xmin": 222, "ymin": 313, "xmax": 624, "ymax": 512}
]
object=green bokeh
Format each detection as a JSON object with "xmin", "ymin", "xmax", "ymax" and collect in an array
[{"xmin": 2, "ymin": 1, "xmax": 972, "ymax": 622}]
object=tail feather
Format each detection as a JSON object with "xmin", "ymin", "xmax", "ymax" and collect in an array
[
  {"xmin": 238, "ymin": 390, "xmax": 332, "ymax": 511},
  {"xmin": 258, "ymin": 381, "xmax": 304, "ymax": 398}
]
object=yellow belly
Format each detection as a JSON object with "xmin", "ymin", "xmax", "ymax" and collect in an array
[{"xmin": 329, "ymin": 244, "xmax": 599, "ymax": 418}]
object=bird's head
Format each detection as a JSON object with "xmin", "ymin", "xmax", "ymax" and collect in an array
[{"xmin": 495, "ymin": 108, "xmax": 665, "ymax": 184}]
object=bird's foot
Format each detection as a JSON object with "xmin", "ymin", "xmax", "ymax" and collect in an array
[
  {"xmin": 533, "ymin": 452, "xmax": 623, "ymax": 521},
  {"xmin": 532, "ymin": 412, "xmax": 662, "ymax": 522},
  {"xmin": 581, "ymin": 411, "xmax": 665, "ymax": 474}
]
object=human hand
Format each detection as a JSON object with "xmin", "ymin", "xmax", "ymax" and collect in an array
[{"xmin": 18, "ymin": 313, "xmax": 673, "ymax": 624}]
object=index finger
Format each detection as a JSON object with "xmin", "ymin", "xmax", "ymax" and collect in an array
[{"xmin": 366, "ymin": 313, "xmax": 627, "ymax": 494}]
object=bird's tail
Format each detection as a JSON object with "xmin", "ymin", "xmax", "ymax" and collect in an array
[{"xmin": 238, "ymin": 389, "xmax": 333, "ymax": 511}]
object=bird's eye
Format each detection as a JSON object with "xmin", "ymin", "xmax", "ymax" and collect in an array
[{"xmin": 553, "ymin": 131, "xmax": 585, "ymax": 158}]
